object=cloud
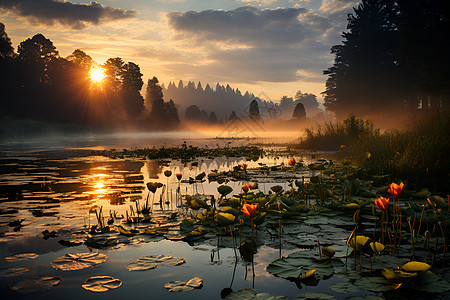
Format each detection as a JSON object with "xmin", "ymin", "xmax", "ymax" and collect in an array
[
  {"xmin": 164, "ymin": 6, "xmax": 334, "ymax": 84},
  {"xmin": 168, "ymin": 6, "xmax": 309, "ymax": 46},
  {"xmin": 0, "ymin": 0, "xmax": 137, "ymax": 29}
]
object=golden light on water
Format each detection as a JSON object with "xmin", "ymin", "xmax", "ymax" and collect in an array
[{"xmin": 89, "ymin": 66, "xmax": 105, "ymax": 83}]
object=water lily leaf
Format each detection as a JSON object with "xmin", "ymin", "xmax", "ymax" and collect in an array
[
  {"xmin": 218, "ymin": 185, "xmax": 233, "ymax": 197},
  {"xmin": 322, "ymin": 247, "xmax": 336, "ymax": 258},
  {"xmin": 195, "ymin": 172, "xmax": 206, "ymax": 181},
  {"xmin": 270, "ymin": 185, "xmax": 283, "ymax": 194},
  {"xmin": 8, "ymin": 276, "xmax": 62, "ymax": 293},
  {"xmin": 164, "ymin": 277, "xmax": 203, "ymax": 292},
  {"xmin": 427, "ymin": 196, "xmax": 446, "ymax": 208},
  {"xmin": 51, "ymin": 252, "xmax": 108, "ymax": 271},
  {"xmin": 369, "ymin": 242, "xmax": 385, "ymax": 254},
  {"xmin": 126, "ymin": 255, "xmax": 185, "ymax": 271},
  {"xmin": 298, "ymin": 292, "xmax": 336, "ymax": 299},
  {"xmin": 353, "ymin": 276, "xmax": 397, "ymax": 292},
  {"xmin": 5, "ymin": 253, "xmax": 38, "ymax": 262},
  {"xmin": 216, "ymin": 212, "xmax": 236, "ymax": 226},
  {"xmin": 347, "ymin": 235, "xmax": 371, "ymax": 251},
  {"xmin": 381, "ymin": 268, "xmax": 418, "ymax": 280},
  {"xmin": 344, "ymin": 296, "xmax": 384, "ymax": 300},
  {"xmin": 401, "ymin": 261, "xmax": 431, "ymax": 273},
  {"xmin": 82, "ymin": 276, "xmax": 122, "ymax": 292},
  {"xmin": 0, "ymin": 267, "xmax": 29, "ymax": 277},
  {"xmin": 226, "ymin": 288, "xmax": 288, "ymax": 299},
  {"xmin": 330, "ymin": 282, "xmax": 362, "ymax": 294},
  {"xmin": 343, "ymin": 203, "xmax": 360, "ymax": 210},
  {"xmin": 410, "ymin": 271, "xmax": 450, "ymax": 293}
]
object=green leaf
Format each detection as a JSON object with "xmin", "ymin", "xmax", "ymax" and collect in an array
[
  {"xmin": 218, "ymin": 185, "xmax": 233, "ymax": 197},
  {"xmin": 401, "ymin": 261, "xmax": 431, "ymax": 273},
  {"xmin": 164, "ymin": 277, "xmax": 203, "ymax": 292},
  {"xmin": 298, "ymin": 292, "xmax": 336, "ymax": 299},
  {"xmin": 226, "ymin": 288, "xmax": 288, "ymax": 299},
  {"xmin": 216, "ymin": 212, "xmax": 236, "ymax": 226},
  {"xmin": 51, "ymin": 252, "xmax": 108, "ymax": 271}
]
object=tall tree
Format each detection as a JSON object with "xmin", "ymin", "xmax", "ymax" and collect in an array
[
  {"xmin": 122, "ymin": 62, "xmax": 144, "ymax": 119},
  {"xmin": 0, "ymin": 22, "xmax": 14, "ymax": 58},
  {"xmin": 323, "ymin": 0, "xmax": 399, "ymax": 119}
]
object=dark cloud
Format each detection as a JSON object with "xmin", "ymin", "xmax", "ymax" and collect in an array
[
  {"xmin": 168, "ymin": 6, "xmax": 309, "ymax": 46},
  {"xmin": 165, "ymin": 6, "xmax": 334, "ymax": 84},
  {"xmin": 0, "ymin": 0, "xmax": 136, "ymax": 29}
]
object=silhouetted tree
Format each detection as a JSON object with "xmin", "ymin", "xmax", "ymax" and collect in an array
[
  {"xmin": 66, "ymin": 49, "xmax": 94, "ymax": 70},
  {"xmin": 294, "ymin": 91, "xmax": 320, "ymax": 116},
  {"xmin": 164, "ymin": 99, "xmax": 180, "ymax": 126},
  {"xmin": 323, "ymin": 0, "xmax": 400, "ymax": 118},
  {"xmin": 209, "ymin": 111, "xmax": 218, "ymax": 123},
  {"xmin": 292, "ymin": 102, "xmax": 306, "ymax": 120},
  {"xmin": 229, "ymin": 111, "xmax": 238, "ymax": 121},
  {"xmin": 147, "ymin": 76, "xmax": 164, "ymax": 122},
  {"xmin": 0, "ymin": 22, "xmax": 14, "ymax": 58},
  {"xmin": 185, "ymin": 105, "xmax": 202, "ymax": 121},
  {"xmin": 249, "ymin": 99, "xmax": 260, "ymax": 122}
]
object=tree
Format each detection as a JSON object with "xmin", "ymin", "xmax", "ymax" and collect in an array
[
  {"xmin": 0, "ymin": 22, "xmax": 14, "ymax": 58},
  {"xmin": 292, "ymin": 102, "xmax": 306, "ymax": 120},
  {"xmin": 147, "ymin": 76, "xmax": 164, "ymax": 122},
  {"xmin": 323, "ymin": 0, "xmax": 400, "ymax": 119},
  {"xmin": 66, "ymin": 49, "xmax": 93, "ymax": 70},
  {"xmin": 209, "ymin": 111, "xmax": 218, "ymax": 123},
  {"xmin": 249, "ymin": 99, "xmax": 260, "ymax": 122},
  {"xmin": 294, "ymin": 91, "xmax": 320, "ymax": 116}
]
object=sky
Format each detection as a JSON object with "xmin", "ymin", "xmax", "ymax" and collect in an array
[{"xmin": 0, "ymin": 0, "xmax": 360, "ymax": 102}]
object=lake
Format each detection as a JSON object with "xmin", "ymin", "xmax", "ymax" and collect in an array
[{"xmin": 0, "ymin": 132, "xmax": 447, "ymax": 299}]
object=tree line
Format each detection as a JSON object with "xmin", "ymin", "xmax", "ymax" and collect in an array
[
  {"xmin": 323, "ymin": 0, "xmax": 450, "ymax": 120},
  {"xmin": 0, "ymin": 23, "xmax": 180, "ymax": 129}
]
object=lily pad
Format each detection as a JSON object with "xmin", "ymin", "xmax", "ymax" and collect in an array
[
  {"xmin": 8, "ymin": 276, "xmax": 62, "ymax": 293},
  {"xmin": 330, "ymin": 282, "xmax": 362, "ymax": 294},
  {"xmin": 401, "ymin": 261, "xmax": 431, "ymax": 273},
  {"xmin": 0, "ymin": 267, "xmax": 29, "ymax": 277},
  {"xmin": 5, "ymin": 253, "xmax": 39, "ymax": 262},
  {"xmin": 298, "ymin": 292, "xmax": 336, "ymax": 299},
  {"xmin": 51, "ymin": 252, "xmax": 108, "ymax": 271},
  {"xmin": 410, "ymin": 271, "xmax": 450, "ymax": 293},
  {"xmin": 353, "ymin": 276, "xmax": 398, "ymax": 292},
  {"xmin": 164, "ymin": 277, "xmax": 203, "ymax": 292},
  {"xmin": 82, "ymin": 276, "xmax": 122, "ymax": 292},
  {"xmin": 226, "ymin": 288, "xmax": 288, "ymax": 299},
  {"xmin": 126, "ymin": 255, "xmax": 186, "ymax": 271}
]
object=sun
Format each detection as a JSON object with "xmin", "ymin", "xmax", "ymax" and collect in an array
[{"xmin": 89, "ymin": 66, "xmax": 105, "ymax": 83}]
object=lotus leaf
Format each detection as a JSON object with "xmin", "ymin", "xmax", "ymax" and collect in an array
[
  {"xmin": 343, "ymin": 203, "xmax": 360, "ymax": 210},
  {"xmin": 344, "ymin": 296, "xmax": 384, "ymax": 300},
  {"xmin": 0, "ymin": 267, "xmax": 29, "ymax": 277},
  {"xmin": 329, "ymin": 282, "xmax": 362, "ymax": 294},
  {"xmin": 270, "ymin": 185, "xmax": 283, "ymax": 194},
  {"xmin": 369, "ymin": 242, "xmax": 385, "ymax": 254},
  {"xmin": 401, "ymin": 261, "xmax": 431, "ymax": 273},
  {"xmin": 226, "ymin": 288, "xmax": 288, "ymax": 299},
  {"xmin": 298, "ymin": 292, "xmax": 336, "ymax": 299},
  {"xmin": 409, "ymin": 271, "xmax": 450, "ymax": 293},
  {"xmin": 427, "ymin": 195, "xmax": 446, "ymax": 208},
  {"xmin": 164, "ymin": 277, "xmax": 203, "ymax": 292},
  {"xmin": 218, "ymin": 185, "xmax": 233, "ymax": 197},
  {"xmin": 126, "ymin": 255, "xmax": 186, "ymax": 271},
  {"xmin": 216, "ymin": 212, "xmax": 236, "ymax": 226},
  {"xmin": 381, "ymin": 268, "xmax": 418, "ymax": 280},
  {"xmin": 51, "ymin": 252, "xmax": 108, "ymax": 271},
  {"xmin": 322, "ymin": 247, "xmax": 336, "ymax": 258},
  {"xmin": 5, "ymin": 253, "xmax": 38, "ymax": 262},
  {"xmin": 195, "ymin": 172, "xmax": 206, "ymax": 181},
  {"xmin": 347, "ymin": 235, "xmax": 371, "ymax": 251},
  {"xmin": 8, "ymin": 276, "xmax": 62, "ymax": 293},
  {"xmin": 353, "ymin": 276, "xmax": 398, "ymax": 292},
  {"xmin": 82, "ymin": 276, "xmax": 122, "ymax": 292}
]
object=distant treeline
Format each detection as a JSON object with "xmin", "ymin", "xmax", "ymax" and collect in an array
[{"xmin": 324, "ymin": 0, "xmax": 450, "ymax": 120}]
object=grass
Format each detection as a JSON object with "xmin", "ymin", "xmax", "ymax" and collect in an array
[{"xmin": 297, "ymin": 112, "xmax": 450, "ymax": 192}]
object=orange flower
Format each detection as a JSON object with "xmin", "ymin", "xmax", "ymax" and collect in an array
[
  {"xmin": 176, "ymin": 173, "xmax": 182, "ymax": 180},
  {"xmin": 241, "ymin": 163, "xmax": 247, "ymax": 171},
  {"xmin": 242, "ymin": 203, "xmax": 258, "ymax": 219},
  {"xmin": 242, "ymin": 185, "xmax": 249, "ymax": 193},
  {"xmin": 288, "ymin": 158, "xmax": 296, "ymax": 166},
  {"xmin": 388, "ymin": 182, "xmax": 404, "ymax": 198},
  {"xmin": 375, "ymin": 197, "xmax": 389, "ymax": 211}
]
